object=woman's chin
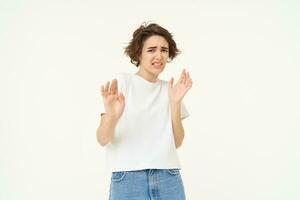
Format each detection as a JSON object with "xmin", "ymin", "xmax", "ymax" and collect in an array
[{"xmin": 152, "ymin": 69, "xmax": 164, "ymax": 76}]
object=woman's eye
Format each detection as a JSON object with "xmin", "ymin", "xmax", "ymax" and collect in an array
[{"xmin": 147, "ymin": 49, "xmax": 168, "ymax": 53}]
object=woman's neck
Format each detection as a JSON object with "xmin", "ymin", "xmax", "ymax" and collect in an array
[{"xmin": 135, "ymin": 68, "xmax": 159, "ymax": 83}]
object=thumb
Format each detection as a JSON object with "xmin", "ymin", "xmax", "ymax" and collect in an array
[
  {"xmin": 169, "ymin": 77, "xmax": 174, "ymax": 88},
  {"xmin": 118, "ymin": 92, "xmax": 125, "ymax": 104}
]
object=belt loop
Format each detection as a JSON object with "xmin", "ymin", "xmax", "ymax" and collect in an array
[{"xmin": 149, "ymin": 169, "xmax": 156, "ymax": 176}]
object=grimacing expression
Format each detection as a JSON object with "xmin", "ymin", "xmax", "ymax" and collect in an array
[{"xmin": 139, "ymin": 35, "xmax": 169, "ymax": 75}]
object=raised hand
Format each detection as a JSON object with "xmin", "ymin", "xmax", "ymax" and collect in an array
[
  {"xmin": 168, "ymin": 69, "xmax": 193, "ymax": 103},
  {"xmin": 100, "ymin": 79, "xmax": 125, "ymax": 120}
]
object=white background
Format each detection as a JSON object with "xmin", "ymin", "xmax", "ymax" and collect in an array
[{"xmin": 1, "ymin": 0, "xmax": 299, "ymax": 199}]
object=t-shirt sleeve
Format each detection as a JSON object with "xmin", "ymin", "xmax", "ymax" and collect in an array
[
  {"xmin": 181, "ymin": 101, "xmax": 190, "ymax": 120},
  {"xmin": 99, "ymin": 73, "xmax": 125, "ymax": 117}
]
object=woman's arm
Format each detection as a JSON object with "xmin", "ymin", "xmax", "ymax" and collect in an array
[
  {"xmin": 170, "ymin": 102, "xmax": 185, "ymax": 149},
  {"xmin": 96, "ymin": 114, "xmax": 119, "ymax": 146},
  {"xmin": 168, "ymin": 69, "xmax": 192, "ymax": 148},
  {"xmin": 97, "ymin": 79, "xmax": 125, "ymax": 147}
]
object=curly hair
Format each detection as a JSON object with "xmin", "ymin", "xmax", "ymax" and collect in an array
[{"xmin": 124, "ymin": 22, "xmax": 180, "ymax": 67}]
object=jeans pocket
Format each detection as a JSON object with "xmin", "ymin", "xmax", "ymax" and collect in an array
[
  {"xmin": 166, "ymin": 169, "xmax": 180, "ymax": 176},
  {"xmin": 111, "ymin": 171, "xmax": 127, "ymax": 182}
]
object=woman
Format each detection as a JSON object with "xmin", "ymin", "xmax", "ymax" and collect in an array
[{"xmin": 97, "ymin": 22, "xmax": 192, "ymax": 200}]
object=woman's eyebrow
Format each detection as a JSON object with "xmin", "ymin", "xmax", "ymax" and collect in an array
[{"xmin": 147, "ymin": 46, "xmax": 169, "ymax": 49}]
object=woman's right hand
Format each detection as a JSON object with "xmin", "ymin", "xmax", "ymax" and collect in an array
[{"xmin": 100, "ymin": 79, "xmax": 125, "ymax": 120}]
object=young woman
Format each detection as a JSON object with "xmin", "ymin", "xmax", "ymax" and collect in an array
[{"xmin": 97, "ymin": 22, "xmax": 192, "ymax": 200}]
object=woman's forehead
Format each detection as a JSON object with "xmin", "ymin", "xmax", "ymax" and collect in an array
[{"xmin": 143, "ymin": 35, "xmax": 169, "ymax": 48}]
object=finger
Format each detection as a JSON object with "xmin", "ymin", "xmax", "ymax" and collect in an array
[
  {"xmin": 105, "ymin": 81, "xmax": 110, "ymax": 93},
  {"xmin": 186, "ymin": 72, "xmax": 193, "ymax": 88},
  {"xmin": 101, "ymin": 85, "xmax": 106, "ymax": 97},
  {"xmin": 181, "ymin": 69, "xmax": 185, "ymax": 78},
  {"xmin": 169, "ymin": 77, "xmax": 174, "ymax": 88},
  {"xmin": 187, "ymin": 78, "xmax": 192, "ymax": 88},
  {"xmin": 115, "ymin": 79, "xmax": 119, "ymax": 94},
  {"xmin": 110, "ymin": 79, "xmax": 117, "ymax": 95},
  {"xmin": 184, "ymin": 70, "xmax": 189, "ymax": 85},
  {"xmin": 118, "ymin": 92, "xmax": 125, "ymax": 105},
  {"xmin": 186, "ymin": 71, "xmax": 191, "ymax": 80},
  {"xmin": 187, "ymin": 71, "xmax": 193, "ymax": 82},
  {"xmin": 183, "ymin": 70, "xmax": 187, "ymax": 85},
  {"xmin": 181, "ymin": 69, "xmax": 187, "ymax": 84},
  {"xmin": 180, "ymin": 69, "xmax": 185, "ymax": 84}
]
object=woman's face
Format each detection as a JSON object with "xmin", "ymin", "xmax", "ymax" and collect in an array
[{"xmin": 138, "ymin": 35, "xmax": 169, "ymax": 77}]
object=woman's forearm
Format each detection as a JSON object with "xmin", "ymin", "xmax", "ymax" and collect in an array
[
  {"xmin": 170, "ymin": 102, "xmax": 185, "ymax": 149},
  {"xmin": 96, "ymin": 114, "xmax": 119, "ymax": 146}
]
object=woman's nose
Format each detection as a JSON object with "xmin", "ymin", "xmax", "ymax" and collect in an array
[{"xmin": 155, "ymin": 51, "xmax": 162, "ymax": 59}]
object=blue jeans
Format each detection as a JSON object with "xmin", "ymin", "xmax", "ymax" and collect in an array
[{"xmin": 109, "ymin": 168, "xmax": 186, "ymax": 200}]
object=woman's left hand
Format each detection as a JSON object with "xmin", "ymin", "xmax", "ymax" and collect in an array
[{"xmin": 168, "ymin": 69, "xmax": 193, "ymax": 103}]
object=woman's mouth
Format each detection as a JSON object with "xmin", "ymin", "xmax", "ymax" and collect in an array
[{"xmin": 152, "ymin": 62, "xmax": 163, "ymax": 69}]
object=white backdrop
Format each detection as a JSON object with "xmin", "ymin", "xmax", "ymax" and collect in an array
[{"xmin": 1, "ymin": 0, "xmax": 299, "ymax": 199}]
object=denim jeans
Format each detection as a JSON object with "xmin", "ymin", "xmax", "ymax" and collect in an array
[{"xmin": 109, "ymin": 168, "xmax": 186, "ymax": 200}]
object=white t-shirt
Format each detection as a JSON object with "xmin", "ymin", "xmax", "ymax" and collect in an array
[{"xmin": 100, "ymin": 72, "xmax": 190, "ymax": 173}]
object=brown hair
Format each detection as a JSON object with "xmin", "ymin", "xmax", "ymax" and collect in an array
[{"xmin": 124, "ymin": 22, "xmax": 180, "ymax": 67}]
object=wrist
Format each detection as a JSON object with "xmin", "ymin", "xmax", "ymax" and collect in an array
[
  {"xmin": 170, "ymin": 100, "xmax": 181, "ymax": 107},
  {"xmin": 170, "ymin": 102, "xmax": 181, "ymax": 115},
  {"xmin": 102, "ymin": 113, "xmax": 119, "ymax": 124}
]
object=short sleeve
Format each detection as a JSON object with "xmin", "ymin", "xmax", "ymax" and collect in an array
[{"xmin": 181, "ymin": 101, "xmax": 190, "ymax": 120}]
